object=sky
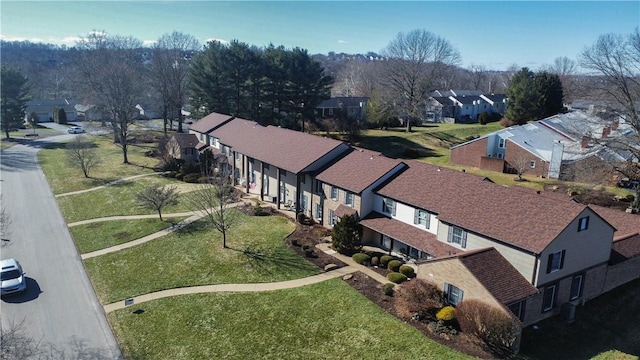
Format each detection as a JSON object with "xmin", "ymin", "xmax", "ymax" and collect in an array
[{"xmin": 1, "ymin": 1, "xmax": 638, "ymax": 71}]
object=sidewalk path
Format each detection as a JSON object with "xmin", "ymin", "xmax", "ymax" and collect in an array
[
  {"xmin": 56, "ymin": 172, "xmax": 167, "ymax": 198},
  {"xmin": 103, "ymin": 265, "xmax": 358, "ymax": 313},
  {"xmin": 316, "ymin": 243, "xmax": 391, "ymax": 284},
  {"xmin": 68, "ymin": 212, "xmax": 195, "ymax": 227}
]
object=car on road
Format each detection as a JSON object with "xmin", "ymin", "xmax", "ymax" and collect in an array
[
  {"xmin": 67, "ymin": 126, "xmax": 85, "ymax": 134},
  {"xmin": 1, "ymin": 258, "xmax": 27, "ymax": 296}
]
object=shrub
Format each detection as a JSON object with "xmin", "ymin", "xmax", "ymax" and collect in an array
[
  {"xmin": 387, "ymin": 272, "xmax": 408, "ymax": 284},
  {"xmin": 399, "ymin": 265, "xmax": 415, "ymax": 278},
  {"xmin": 304, "ymin": 249, "xmax": 315, "ymax": 257},
  {"xmin": 197, "ymin": 176, "xmax": 208, "ymax": 183},
  {"xmin": 331, "ymin": 214, "xmax": 363, "ymax": 255},
  {"xmin": 183, "ymin": 173, "xmax": 200, "ymax": 183},
  {"xmin": 370, "ymin": 256, "xmax": 379, "ymax": 266},
  {"xmin": 478, "ymin": 111, "xmax": 489, "ymax": 125},
  {"xmin": 626, "ymin": 194, "xmax": 635, "ymax": 202},
  {"xmin": 394, "ymin": 279, "xmax": 445, "ymax": 320},
  {"xmin": 352, "ymin": 253, "xmax": 371, "ymax": 265},
  {"xmin": 380, "ymin": 255, "xmax": 393, "ymax": 267},
  {"xmin": 175, "ymin": 173, "xmax": 184, "ymax": 180},
  {"xmin": 297, "ymin": 212, "xmax": 307, "ymax": 223},
  {"xmin": 387, "ymin": 259, "xmax": 402, "ymax": 272},
  {"xmin": 456, "ymin": 300, "xmax": 521, "ymax": 353},
  {"xmin": 382, "ymin": 283, "xmax": 395, "ymax": 296},
  {"xmin": 291, "ymin": 239, "xmax": 299, "ymax": 247},
  {"xmin": 436, "ymin": 306, "xmax": 456, "ymax": 321},
  {"xmin": 302, "ymin": 244, "xmax": 311, "ymax": 251}
]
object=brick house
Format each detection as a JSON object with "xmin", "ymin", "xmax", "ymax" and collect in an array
[{"xmin": 166, "ymin": 133, "xmax": 200, "ymax": 162}]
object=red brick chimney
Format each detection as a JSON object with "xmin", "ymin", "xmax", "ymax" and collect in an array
[
  {"xmin": 602, "ymin": 126, "xmax": 611, "ymax": 139},
  {"xmin": 581, "ymin": 135, "xmax": 589, "ymax": 148},
  {"xmin": 611, "ymin": 119, "xmax": 619, "ymax": 131}
]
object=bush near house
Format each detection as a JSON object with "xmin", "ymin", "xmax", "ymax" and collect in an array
[
  {"xmin": 436, "ymin": 306, "xmax": 456, "ymax": 321},
  {"xmin": 352, "ymin": 253, "xmax": 371, "ymax": 265},
  {"xmin": 399, "ymin": 265, "xmax": 416, "ymax": 278},
  {"xmin": 456, "ymin": 299, "xmax": 521, "ymax": 354},
  {"xmin": 387, "ymin": 272, "xmax": 407, "ymax": 284},
  {"xmin": 382, "ymin": 283, "xmax": 395, "ymax": 296},
  {"xmin": 394, "ymin": 278, "xmax": 445, "ymax": 320},
  {"xmin": 380, "ymin": 255, "xmax": 393, "ymax": 267},
  {"xmin": 387, "ymin": 259, "xmax": 402, "ymax": 272}
]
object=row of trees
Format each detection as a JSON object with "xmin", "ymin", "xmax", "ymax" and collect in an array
[{"xmin": 504, "ymin": 68, "xmax": 564, "ymax": 125}]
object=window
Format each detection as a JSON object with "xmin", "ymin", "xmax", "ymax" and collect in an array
[
  {"xmin": 301, "ymin": 195, "xmax": 308, "ymax": 211},
  {"xmin": 328, "ymin": 209, "xmax": 337, "ymax": 226},
  {"xmin": 497, "ymin": 153, "xmax": 504, "ymax": 159},
  {"xmin": 578, "ymin": 216, "xmax": 589, "ymax": 232},
  {"xmin": 185, "ymin": 148, "xmax": 193, "ymax": 155},
  {"xmin": 382, "ymin": 198, "xmax": 396, "ymax": 216},
  {"xmin": 381, "ymin": 235, "xmax": 392, "ymax": 249},
  {"xmin": 546, "ymin": 250, "xmax": 565, "ymax": 273},
  {"xmin": 314, "ymin": 180, "xmax": 323, "ymax": 195},
  {"xmin": 498, "ymin": 138, "xmax": 505, "ymax": 148},
  {"xmin": 529, "ymin": 160, "xmax": 536, "ymax": 168},
  {"xmin": 328, "ymin": 108, "xmax": 333, "ymax": 115},
  {"xmin": 542, "ymin": 284, "xmax": 556, "ymax": 312},
  {"xmin": 281, "ymin": 170, "xmax": 286, "ymax": 176},
  {"xmin": 262, "ymin": 175, "xmax": 268, "ymax": 194},
  {"xmin": 444, "ymin": 283, "xmax": 464, "ymax": 306},
  {"xmin": 300, "ymin": 175, "xmax": 305, "ymax": 184},
  {"xmin": 409, "ymin": 247, "xmax": 419, "ymax": 259},
  {"xmin": 235, "ymin": 152, "xmax": 240, "ymax": 161},
  {"xmin": 570, "ymin": 274, "xmax": 584, "ymax": 300},
  {"xmin": 315, "ymin": 203, "xmax": 323, "ymax": 220},
  {"xmin": 263, "ymin": 163, "xmax": 269, "ymax": 170},
  {"xmin": 330, "ymin": 186, "xmax": 339, "ymax": 200},
  {"xmin": 447, "ymin": 226, "xmax": 467, "ymax": 248},
  {"xmin": 414, "ymin": 209, "xmax": 430, "ymax": 228},
  {"xmin": 345, "ymin": 192, "xmax": 354, "ymax": 207},
  {"xmin": 508, "ymin": 301, "xmax": 525, "ymax": 321}
]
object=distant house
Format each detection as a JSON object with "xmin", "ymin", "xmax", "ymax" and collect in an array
[
  {"xmin": 316, "ymin": 97, "xmax": 368, "ymax": 123},
  {"xmin": 25, "ymin": 99, "xmax": 77, "ymax": 123},
  {"xmin": 425, "ymin": 90, "xmax": 507, "ymax": 124},
  {"xmin": 75, "ymin": 104, "xmax": 105, "ymax": 122},
  {"xmin": 450, "ymin": 110, "xmax": 632, "ymax": 183},
  {"xmin": 167, "ymin": 133, "xmax": 200, "ymax": 162}
]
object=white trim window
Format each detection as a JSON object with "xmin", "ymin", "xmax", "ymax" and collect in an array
[
  {"xmin": 498, "ymin": 138, "xmax": 505, "ymax": 148},
  {"xmin": 444, "ymin": 283, "xmax": 464, "ymax": 306},
  {"xmin": 315, "ymin": 203, "xmax": 323, "ymax": 221},
  {"xmin": 578, "ymin": 216, "xmax": 589, "ymax": 232},
  {"xmin": 328, "ymin": 209, "xmax": 337, "ymax": 226},
  {"xmin": 345, "ymin": 192, "xmax": 354, "ymax": 207},
  {"xmin": 314, "ymin": 180, "xmax": 323, "ymax": 195},
  {"xmin": 447, "ymin": 226, "xmax": 467, "ymax": 248},
  {"xmin": 301, "ymin": 195, "xmax": 308, "ymax": 211},
  {"xmin": 542, "ymin": 284, "xmax": 557, "ymax": 312},
  {"xmin": 529, "ymin": 160, "xmax": 536, "ymax": 168},
  {"xmin": 414, "ymin": 209, "xmax": 430, "ymax": 228},
  {"xmin": 570, "ymin": 274, "xmax": 584, "ymax": 300},
  {"xmin": 330, "ymin": 186, "xmax": 339, "ymax": 201},
  {"xmin": 382, "ymin": 198, "xmax": 396, "ymax": 216},
  {"xmin": 546, "ymin": 250, "xmax": 565, "ymax": 273},
  {"xmin": 381, "ymin": 235, "xmax": 392, "ymax": 249}
]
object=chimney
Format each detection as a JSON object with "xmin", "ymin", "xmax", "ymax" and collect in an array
[
  {"xmin": 581, "ymin": 135, "xmax": 589, "ymax": 148},
  {"xmin": 611, "ymin": 119, "xmax": 619, "ymax": 131},
  {"xmin": 602, "ymin": 126, "xmax": 611, "ymax": 139}
]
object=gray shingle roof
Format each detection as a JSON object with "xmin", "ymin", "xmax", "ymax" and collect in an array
[{"xmin": 189, "ymin": 112, "xmax": 234, "ymax": 133}]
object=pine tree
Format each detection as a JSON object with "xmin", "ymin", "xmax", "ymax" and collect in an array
[
  {"xmin": 1, "ymin": 65, "xmax": 30, "ymax": 138},
  {"xmin": 331, "ymin": 214, "xmax": 363, "ymax": 255}
]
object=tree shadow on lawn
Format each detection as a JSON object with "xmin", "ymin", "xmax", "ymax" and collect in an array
[
  {"xmin": 232, "ymin": 245, "xmax": 317, "ymax": 275},
  {"xmin": 355, "ymin": 135, "xmax": 441, "ymax": 160}
]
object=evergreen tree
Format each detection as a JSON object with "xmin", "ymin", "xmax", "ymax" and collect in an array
[
  {"xmin": 534, "ymin": 71, "xmax": 564, "ymax": 118},
  {"xmin": 1, "ymin": 65, "xmax": 30, "ymax": 138},
  {"xmin": 331, "ymin": 214, "xmax": 363, "ymax": 255},
  {"xmin": 505, "ymin": 68, "xmax": 538, "ymax": 125}
]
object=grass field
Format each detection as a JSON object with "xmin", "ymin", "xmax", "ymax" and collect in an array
[
  {"xmin": 84, "ymin": 214, "xmax": 320, "ymax": 304},
  {"xmin": 108, "ymin": 279, "xmax": 469, "ymax": 360},
  {"xmin": 69, "ymin": 217, "xmax": 187, "ymax": 254}
]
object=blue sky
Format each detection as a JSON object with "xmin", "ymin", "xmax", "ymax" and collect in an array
[{"xmin": 1, "ymin": 1, "xmax": 638, "ymax": 70}]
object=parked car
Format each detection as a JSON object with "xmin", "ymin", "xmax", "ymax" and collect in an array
[
  {"xmin": 1, "ymin": 258, "xmax": 26, "ymax": 296},
  {"xmin": 67, "ymin": 126, "xmax": 85, "ymax": 134}
]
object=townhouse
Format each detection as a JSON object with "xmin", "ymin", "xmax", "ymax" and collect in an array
[{"xmin": 188, "ymin": 112, "xmax": 640, "ymax": 328}]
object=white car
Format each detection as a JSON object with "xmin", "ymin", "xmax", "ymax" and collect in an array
[
  {"xmin": 1, "ymin": 258, "xmax": 26, "ymax": 296},
  {"xmin": 67, "ymin": 126, "xmax": 85, "ymax": 134}
]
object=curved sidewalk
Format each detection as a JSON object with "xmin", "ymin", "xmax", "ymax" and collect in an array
[{"xmin": 103, "ymin": 265, "xmax": 358, "ymax": 313}]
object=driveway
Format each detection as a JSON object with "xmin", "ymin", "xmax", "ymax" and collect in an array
[{"xmin": 0, "ymin": 136, "xmax": 122, "ymax": 358}]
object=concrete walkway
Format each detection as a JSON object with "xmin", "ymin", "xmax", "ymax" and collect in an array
[
  {"xmin": 68, "ymin": 212, "xmax": 195, "ymax": 227},
  {"xmin": 103, "ymin": 265, "xmax": 358, "ymax": 313},
  {"xmin": 55, "ymin": 172, "xmax": 168, "ymax": 198},
  {"xmin": 316, "ymin": 243, "xmax": 391, "ymax": 284}
]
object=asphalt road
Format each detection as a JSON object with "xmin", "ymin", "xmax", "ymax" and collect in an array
[{"xmin": 1, "ymin": 135, "xmax": 122, "ymax": 359}]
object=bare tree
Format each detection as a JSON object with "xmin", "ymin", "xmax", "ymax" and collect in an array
[
  {"xmin": 75, "ymin": 30, "xmax": 144, "ymax": 164},
  {"xmin": 186, "ymin": 184, "xmax": 240, "ymax": 248},
  {"xmin": 508, "ymin": 151, "xmax": 535, "ymax": 181},
  {"xmin": 1, "ymin": 195, "xmax": 11, "ymax": 246},
  {"xmin": 468, "ymin": 65, "xmax": 488, "ymax": 92},
  {"xmin": 381, "ymin": 29, "xmax": 461, "ymax": 132},
  {"xmin": 135, "ymin": 185, "xmax": 179, "ymax": 221},
  {"xmin": 150, "ymin": 32, "xmax": 200, "ymax": 135},
  {"xmin": 580, "ymin": 28, "xmax": 640, "ymax": 212},
  {"xmin": 544, "ymin": 56, "xmax": 578, "ymax": 101},
  {"xmin": 65, "ymin": 135, "xmax": 100, "ymax": 178}
]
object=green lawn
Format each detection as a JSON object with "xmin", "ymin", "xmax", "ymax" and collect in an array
[
  {"xmin": 39, "ymin": 134, "xmax": 160, "ymax": 194},
  {"xmin": 84, "ymin": 214, "xmax": 320, "ymax": 304},
  {"xmin": 108, "ymin": 279, "xmax": 469, "ymax": 360},
  {"xmin": 56, "ymin": 176, "xmax": 194, "ymax": 222},
  {"xmin": 69, "ymin": 217, "xmax": 187, "ymax": 254}
]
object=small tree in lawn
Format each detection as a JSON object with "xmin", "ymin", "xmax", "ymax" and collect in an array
[
  {"xmin": 186, "ymin": 184, "xmax": 239, "ymax": 248},
  {"xmin": 27, "ymin": 112, "xmax": 39, "ymax": 135},
  {"xmin": 65, "ymin": 135, "xmax": 101, "ymax": 178},
  {"xmin": 135, "ymin": 185, "xmax": 179, "ymax": 221},
  {"xmin": 331, "ymin": 213, "xmax": 363, "ymax": 255}
]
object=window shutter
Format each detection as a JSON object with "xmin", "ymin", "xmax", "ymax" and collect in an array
[
  {"xmin": 447, "ymin": 226, "xmax": 453, "ymax": 243},
  {"xmin": 444, "ymin": 283, "xmax": 450, "ymax": 297},
  {"xmin": 461, "ymin": 231, "xmax": 467, "ymax": 248},
  {"xmin": 414, "ymin": 209, "xmax": 419, "ymax": 224},
  {"xmin": 381, "ymin": 199, "xmax": 385, "ymax": 212},
  {"xmin": 392, "ymin": 201, "xmax": 396, "ymax": 216},
  {"xmin": 425, "ymin": 213, "xmax": 430, "ymax": 229},
  {"xmin": 560, "ymin": 250, "xmax": 566, "ymax": 269},
  {"xmin": 546, "ymin": 254, "xmax": 553, "ymax": 273}
]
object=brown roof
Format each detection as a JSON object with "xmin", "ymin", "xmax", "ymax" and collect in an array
[
  {"xmin": 316, "ymin": 147, "xmax": 406, "ymax": 194},
  {"xmin": 610, "ymin": 232, "xmax": 640, "ymax": 264},
  {"xmin": 211, "ymin": 118, "xmax": 347, "ymax": 174},
  {"xmin": 458, "ymin": 248, "xmax": 538, "ymax": 305},
  {"xmin": 589, "ymin": 205, "xmax": 640, "ymax": 238},
  {"xmin": 376, "ymin": 160, "xmax": 593, "ymax": 254},
  {"xmin": 360, "ymin": 212, "xmax": 459, "ymax": 257},
  {"xmin": 335, "ymin": 204, "xmax": 357, "ymax": 218},
  {"xmin": 172, "ymin": 133, "xmax": 199, "ymax": 148},
  {"xmin": 189, "ymin": 112, "xmax": 234, "ymax": 133}
]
